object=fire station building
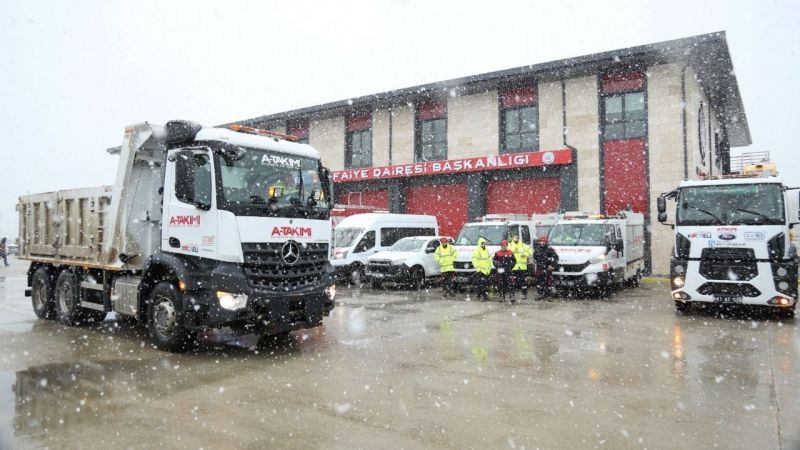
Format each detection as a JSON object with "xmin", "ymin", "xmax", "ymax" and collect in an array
[{"xmin": 235, "ymin": 32, "xmax": 750, "ymax": 275}]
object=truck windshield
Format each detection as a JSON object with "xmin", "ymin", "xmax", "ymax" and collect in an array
[
  {"xmin": 549, "ymin": 223, "xmax": 609, "ymax": 246},
  {"xmin": 677, "ymin": 183, "xmax": 785, "ymax": 226},
  {"xmin": 456, "ymin": 225, "xmax": 515, "ymax": 245},
  {"xmin": 334, "ymin": 227, "xmax": 364, "ymax": 248},
  {"xmin": 389, "ymin": 238, "xmax": 427, "ymax": 252},
  {"xmin": 212, "ymin": 147, "xmax": 328, "ymax": 211}
]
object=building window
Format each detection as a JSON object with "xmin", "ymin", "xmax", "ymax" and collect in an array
[
  {"xmin": 345, "ymin": 112, "xmax": 372, "ymax": 168},
  {"xmin": 416, "ymin": 100, "xmax": 447, "ymax": 162},
  {"xmin": 603, "ymin": 91, "xmax": 645, "ymax": 140},
  {"xmin": 288, "ymin": 119, "xmax": 309, "ymax": 144},
  {"xmin": 500, "ymin": 86, "xmax": 538, "ymax": 154},
  {"xmin": 601, "ymin": 71, "xmax": 646, "ymax": 141}
]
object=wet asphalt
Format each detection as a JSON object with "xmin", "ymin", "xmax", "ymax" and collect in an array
[{"xmin": 0, "ymin": 257, "xmax": 798, "ymax": 450}]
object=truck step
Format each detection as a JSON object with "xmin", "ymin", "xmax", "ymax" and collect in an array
[
  {"xmin": 80, "ymin": 281, "xmax": 104, "ymax": 291},
  {"xmin": 79, "ymin": 300, "xmax": 106, "ymax": 311}
]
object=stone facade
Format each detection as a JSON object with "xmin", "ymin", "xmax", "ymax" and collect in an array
[
  {"xmin": 538, "ymin": 80, "xmax": 564, "ymax": 150},
  {"xmin": 447, "ymin": 90, "xmax": 499, "ymax": 159},
  {"xmin": 564, "ymin": 75, "xmax": 601, "ymax": 214},
  {"xmin": 309, "ymin": 116, "xmax": 345, "ymax": 171}
]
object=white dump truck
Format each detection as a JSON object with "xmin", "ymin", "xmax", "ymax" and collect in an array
[
  {"xmin": 452, "ymin": 213, "xmax": 561, "ymax": 285},
  {"xmin": 548, "ymin": 211, "xmax": 645, "ymax": 292},
  {"xmin": 17, "ymin": 121, "xmax": 335, "ymax": 351},
  {"xmin": 657, "ymin": 171, "xmax": 799, "ymax": 316}
]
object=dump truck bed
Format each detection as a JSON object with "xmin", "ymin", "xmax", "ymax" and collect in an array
[{"xmin": 17, "ymin": 186, "xmax": 112, "ymax": 267}]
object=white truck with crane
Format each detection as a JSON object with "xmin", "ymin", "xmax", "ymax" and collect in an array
[
  {"xmin": 657, "ymin": 169, "xmax": 799, "ymax": 316},
  {"xmin": 548, "ymin": 211, "xmax": 645, "ymax": 294},
  {"xmin": 17, "ymin": 121, "xmax": 336, "ymax": 351}
]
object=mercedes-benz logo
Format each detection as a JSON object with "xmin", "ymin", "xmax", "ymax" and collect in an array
[{"xmin": 281, "ymin": 241, "xmax": 300, "ymax": 265}]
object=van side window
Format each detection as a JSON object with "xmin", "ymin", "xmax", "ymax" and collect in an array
[
  {"xmin": 520, "ymin": 225, "xmax": 531, "ymax": 244},
  {"xmin": 355, "ymin": 230, "xmax": 375, "ymax": 253},
  {"xmin": 380, "ymin": 227, "xmax": 436, "ymax": 247}
]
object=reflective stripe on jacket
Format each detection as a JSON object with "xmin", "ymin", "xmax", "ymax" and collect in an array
[
  {"xmin": 471, "ymin": 246, "xmax": 492, "ymax": 275},
  {"xmin": 434, "ymin": 244, "xmax": 458, "ymax": 272},
  {"xmin": 509, "ymin": 240, "xmax": 532, "ymax": 271}
]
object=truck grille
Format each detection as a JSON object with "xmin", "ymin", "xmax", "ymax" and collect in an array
[
  {"xmin": 242, "ymin": 242, "xmax": 328, "ymax": 291},
  {"xmin": 697, "ymin": 282, "xmax": 761, "ymax": 297},
  {"xmin": 557, "ymin": 262, "xmax": 589, "ymax": 273},
  {"xmin": 368, "ymin": 263, "xmax": 402, "ymax": 275},
  {"xmin": 699, "ymin": 248, "xmax": 757, "ymax": 281}
]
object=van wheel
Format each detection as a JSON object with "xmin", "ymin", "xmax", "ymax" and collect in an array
[
  {"xmin": 349, "ymin": 264, "xmax": 364, "ymax": 285},
  {"xmin": 147, "ymin": 282, "xmax": 195, "ymax": 352},
  {"xmin": 410, "ymin": 267, "xmax": 425, "ymax": 290},
  {"xmin": 629, "ymin": 270, "xmax": 642, "ymax": 287},
  {"xmin": 31, "ymin": 267, "xmax": 56, "ymax": 320}
]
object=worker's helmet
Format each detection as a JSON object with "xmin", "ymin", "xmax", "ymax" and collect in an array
[
  {"xmin": 538, "ymin": 236, "xmax": 548, "ymax": 244},
  {"xmin": 501, "ymin": 239, "xmax": 508, "ymax": 246},
  {"xmin": 440, "ymin": 237, "xmax": 448, "ymax": 243}
]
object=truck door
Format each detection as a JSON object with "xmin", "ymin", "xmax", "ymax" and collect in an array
[{"xmin": 163, "ymin": 148, "xmax": 219, "ymax": 257}]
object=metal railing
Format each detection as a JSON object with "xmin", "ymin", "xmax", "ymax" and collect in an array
[{"xmin": 729, "ymin": 151, "xmax": 770, "ymax": 173}]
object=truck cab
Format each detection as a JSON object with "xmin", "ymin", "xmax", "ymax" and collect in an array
[{"xmin": 658, "ymin": 173, "xmax": 799, "ymax": 316}]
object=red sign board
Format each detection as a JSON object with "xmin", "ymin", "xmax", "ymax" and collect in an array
[{"xmin": 333, "ymin": 148, "xmax": 573, "ymax": 183}]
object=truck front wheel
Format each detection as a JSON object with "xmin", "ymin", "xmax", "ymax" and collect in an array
[
  {"xmin": 31, "ymin": 267, "xmax": 56, "ymax": 320},
  {"xmin": 147, "ymin": 282, "xmax": 195, "ymax": 352}
]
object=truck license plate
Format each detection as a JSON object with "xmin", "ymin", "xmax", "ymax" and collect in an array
[{"xmin": 714, "ymin": 295, "xmax": 742, "ymax": 304}]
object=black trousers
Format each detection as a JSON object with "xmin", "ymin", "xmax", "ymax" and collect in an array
[
  {"xmin": 512, "ymin": 269, "xmax": 528, "ymax": 294},
  {"xmin": 473, "ymin": 272, "xmax": 490, "ymax": 299},
  {"xmin": 535, "ymin": 270, "xmax": 553, "ymax": 295},
  {"xmin": 496, "ymin": 271, "xmax": 514, "ymax": 297},
  {"xmin": 441, "ymin": 271, "xmax": 456, "ymax": 293}
]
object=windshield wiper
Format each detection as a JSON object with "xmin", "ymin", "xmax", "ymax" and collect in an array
[
  {"xmin": 688, "ymin": 206, "xmax": 723, "ymax": 224},
  {"xmin": 734, "ymin": 208, "xmax": 775, "ymax": 223}
]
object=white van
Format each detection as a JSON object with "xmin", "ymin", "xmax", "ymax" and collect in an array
[{"xmin": 331, "ymin": 213, "xmax": 439, "ymax": 283}]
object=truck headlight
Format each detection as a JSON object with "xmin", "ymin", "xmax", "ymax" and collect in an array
[
  {"xmin": 216, "ymin": 291, "xmax": 248, "ymax": 310},
  {"xmin": 324, "ymin": 284, "xmax": 336, "ymax": 301},
  {"xmin": 332, "ymin": 251, "xmax": 348, "ymax": 260},
  {"xmin": 589, "ymin": 255, "xmax": 605, "ymax": 264},
  {"xmin": 672, "ymin": 277, "xmax": 685, "ymax": 288}
]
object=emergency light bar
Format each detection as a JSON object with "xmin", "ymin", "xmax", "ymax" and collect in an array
[{"xmin": 229, "ymin": 124, "xmax": 300, "ymax": 142}]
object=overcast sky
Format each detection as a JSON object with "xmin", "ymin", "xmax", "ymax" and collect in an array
[{"xmin": 1, "ymin": 0, "xmax": 798, "ymax": 240}]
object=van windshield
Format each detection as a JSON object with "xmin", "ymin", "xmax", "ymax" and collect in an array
[
  {"xmin": 334, "ymin": 227, "xmax": 364, "ymax": 248},
  {"xmin": 456, "ymin": 225, "xmax": 515, "ymax": 245},
  {"xmin": 549, "ymin": 223, "xmax": 611, "ymax": 246}
]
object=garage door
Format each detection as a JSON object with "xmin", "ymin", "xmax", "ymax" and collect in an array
[
  {"xmin": 603, "ymin": 139, "xmax": 647, "ymax": 215},
  {"xmin": 486, "ymin": 177, "xmax": 561, "ymax": 215},
  {"xmin": 405, "ymin": 183, "xmax": 468, "ymax": 238}
]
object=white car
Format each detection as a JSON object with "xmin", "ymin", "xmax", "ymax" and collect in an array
[{"xmin": 365, "ymin": 236, "xmax": 454, "ymax": 289}]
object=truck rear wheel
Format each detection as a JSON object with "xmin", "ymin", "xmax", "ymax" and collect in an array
[
  {"xmin": 55, "ymin": 270, "xmax": 100, "ymax": 326},
  {"xmin": 147, "ymin": 282, "xmax": 195, "ymax": 353},
  {"xmin": 31, "ymin": 267, "xmax": 56, "ymax": 320}
]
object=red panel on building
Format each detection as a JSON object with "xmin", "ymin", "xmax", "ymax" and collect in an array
[
  {"xmin": 405, "ymin": 183, "xmax": 468, "ymax": 238},
  {"xmin": 601, "ymin": 71, "xmax": 645, "ymax": 94},
  {"xmin": 417, "ymin": 100, "xmax": 447, "ymax": 121},
  {"xmin": 603, "ymin": 139, "xmax": 648, "ymax": 215},
  {"xmin": 486, "ymin": 178, "xmax": 561, "ymax": 216},
  {"xmin": 500, "ymin": 86, "xmax": 538, "ymax": 108},
  {"xmin": 335, "ymin": 189, "xmax": 389, "ymax": 209},
  {"xmin": 346, "ymin": 113, "xmax": 372, "ymax": 132},
  {"xmin": 287, "ymin": 119, "xmax": 309, "ymax": 139}
]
